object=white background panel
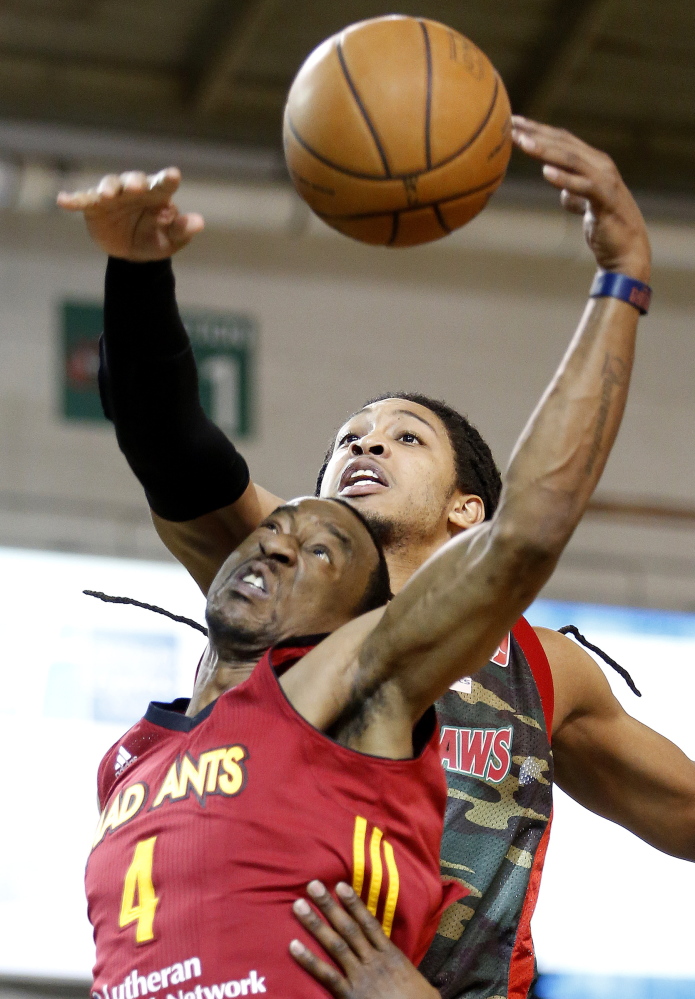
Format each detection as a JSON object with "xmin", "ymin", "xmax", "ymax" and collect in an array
[{"xmin": 1, "ymin": 555, "xmax": 694, "ymax": 980}]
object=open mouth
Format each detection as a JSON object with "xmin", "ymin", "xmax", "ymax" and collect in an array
[
  {"xmin": 228, "ymin": 560, "xmax": 273, "ymax": 600},
  {"xmin": 338, "ymin": 458, "xmax": 389, "ymax": 497}
]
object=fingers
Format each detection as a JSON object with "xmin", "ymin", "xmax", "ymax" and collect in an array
[
  {"xmin": 511, "ymin": 115, "xmax": 625, "ymax": 209},
  {"xmin": 560, "ymin": 189, "xmax": 590, "ymax": 215},
  {"xmin": 334, "ymin": 882, "xmax": 390, "ymax": 950},
  {"xmin": 148, "ymin": 167, "xmax": 182, "ymax": 196},
  {"xmin": 512, "ymin": 117, "xmax": 601, "ymax": 175},
  {"xmin": 541, "ymin": 163, "xmax": 593, "ymax": 197},
  {"xmin": 292, "ymin": 892, "xmax": 363, "ymax": 970},
  {"xmin": 57, "ymin": 188, "xmax": 102, "ymax": 211},
  {"xmin": 311, "ymin": 881, "xmax": 389, "ymax": 958},
  {"xmin": 57, "ymin": 167, "xmax": 181, "ymax": 212},
  {"xmin": 168, "ymin": 211, "xmax": 205, "ymax": 246},
  {"xmin": 288, "ymin": 938, "xmax": 349, "ymax": 998}
]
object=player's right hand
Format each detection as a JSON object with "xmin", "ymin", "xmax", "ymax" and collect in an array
[
  {"xmin": 290, "ymin": 881, "xmax": 440, "ymax": 999},
  {"xmin": 511, "ymin": 117, "xmax": 651, "ymax": 283},
  {"xmin": 57, "ymin": 167, "xmax": 205, "ymax": 261}
]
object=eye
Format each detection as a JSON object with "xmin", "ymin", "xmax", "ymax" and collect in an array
[
  {"xmin": 311, "ymin": 546, "xmax": 331, "ymax": 563},
  {"xmin": 398, "ymin": 431, "xmax": 423, "ymax": 445},
  {"xmin": 337, "ymin": 433, "xmax": 359, "ymax": 448},
  {"xmin": 264, "ymin": 522, "xmax": 279, "ymax": 534}
]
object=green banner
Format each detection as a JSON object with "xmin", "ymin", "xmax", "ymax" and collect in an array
[{"xmin": 61, "ymin": 300, "xmax": 256, "ymax": 437}]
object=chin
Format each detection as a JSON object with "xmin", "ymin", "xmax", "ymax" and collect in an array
[{"xmin": 206, "ymin": 607, "xmax": 277, "ymax": 657}]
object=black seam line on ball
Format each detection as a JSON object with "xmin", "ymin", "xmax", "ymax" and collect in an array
[
  {"xmin": 315, "ymin": 174, "xmax": 503, "ymax": 222},
  {"xmin": 287, "ymin": 73, "xmax": 500, "ymax": 183},
  {"xmin": 428, "ymin": 75, "xmax": 501, "ymax": 173},
  {"xmin": 388, "ymin": 213, "xmax": 400, "ymax": 245},
  {"xmin": 419, "ymin": 20, "xmax": 433, "ymax": 171},
  {"xmin": 336, "ymin": 38, "xmax": 392, "ymax": 179},
  {"xmin": 287, "ymin": 116, "xmax": 389, "ymax": 181},
  {"xmin": 433, "ymin": 203, "xmax": 451, "ymax": 233}
]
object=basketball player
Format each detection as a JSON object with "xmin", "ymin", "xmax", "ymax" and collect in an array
[
  {"xmin": 88, "ymin": 216, "xmax": 641, "ymax": 996},
  {"xmin": 60, "ymin": 120, "xmax": 695, "ymax": 998}
]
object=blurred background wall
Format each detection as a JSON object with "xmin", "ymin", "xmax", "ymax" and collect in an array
[{"xmin": 0, "ymin": 190, "xmax": 693, "ymax": 609}]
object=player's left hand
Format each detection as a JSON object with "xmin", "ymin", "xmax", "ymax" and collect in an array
[
  {"xmin": 511, "ymin": 116, "xmax": 651, "ymax": 283},
  {"xmin": 290, "ymin": 881, "xmax": 439, "ymax": 999}
]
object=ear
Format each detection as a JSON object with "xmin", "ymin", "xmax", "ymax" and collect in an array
[{"xmin": 447, "ymin": 493, "xmax": 486, "ymax": 533}]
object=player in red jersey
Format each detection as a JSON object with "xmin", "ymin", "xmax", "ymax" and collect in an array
[
  {"xmin": 86, "ymin": 226, "xmax": 636, "ymax": 999},
  {"xmin": 62, "ymin": 120, "xmax": 695, "ymax": 996}
]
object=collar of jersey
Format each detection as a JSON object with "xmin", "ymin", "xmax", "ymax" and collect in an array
[
  {"xmin": 143, "ymin": 634, "xmax": 329, "ymax": 732},
  {"xmin": 145, "ymin": 696, "xmax": 216, "ymax": 732}
]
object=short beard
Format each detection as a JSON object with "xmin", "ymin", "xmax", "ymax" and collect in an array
[
  {"xmin": 357, "ymin": 510, "xmax": 411, "ymax": 552},
  {"xmin": 205, "ymin": 606, "xmax": 278, "ymax": 662}
]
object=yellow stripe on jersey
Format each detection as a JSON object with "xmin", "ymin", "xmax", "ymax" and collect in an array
[
  {"xmin": 352, "ymin": 816, "xmax": 368, "ymax": 896},
  {"xmin": 351, "ymin": 816, "xmax": 401, "ymax": 935},
  {"xmin": 381, "ymin": 840, "xmax": 400, "ymax": 938},
  {"xmin": 366, "ymin": 826, "xmax": 383, "ymax": 915}
]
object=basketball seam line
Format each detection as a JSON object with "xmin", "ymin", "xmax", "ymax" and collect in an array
[
  {"xmin": 315, "ymin": 174, "xmax": 504, "ymax": 221},
  {"xmin": 419, "ymin": 20, "xmax": 433, "ymax": 172},
  {"xmin": 430, "ymin": 74, "xmax": 501, "ymax": 171},
  {"xmin": 286, "ymin": 75, "xmax": 502, "ymax": 183},
  {"xmin": 336, "ymin": 37, "xmax": 392, "ymax": 179},
  {"xmin": 388, "ymin": 213, "xmax": 400, "ymax": 246},
  {"xmin": 433, "ymin": 203, "xmax": 451, "ymax": 234}
]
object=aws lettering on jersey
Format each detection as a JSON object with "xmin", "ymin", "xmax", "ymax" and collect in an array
[
  {"xmin": 92, "ymin": 745, "xmax": 248, "ymax": 848},
  {"xmin": 94, "ymin": 958, "xmax": 266, "ymax": 999},
  {"xmin": 439, "ymin": 726, "xmax": 513, "ymax": 783}
]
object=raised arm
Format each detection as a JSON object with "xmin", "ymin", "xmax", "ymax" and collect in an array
[
  {"xmin": 58, "ymin": 170, "xmax": 282, "ymax": 592},
  {"xmin": 358, "ymin": 121, "xmax": 651, "ymax": 722}
]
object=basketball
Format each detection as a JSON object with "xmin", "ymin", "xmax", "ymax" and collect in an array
[{"xmin": 283, "ymin": 15, "xmax": 512, "ymax": 248}]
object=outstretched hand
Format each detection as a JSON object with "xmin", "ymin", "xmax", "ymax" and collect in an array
[
  {"xmin": 511, "ymin": 116, "xmax": 651, "ymax": 282},
  {"xmin": 57, "ymin": 167, "xmax": 204, "ymax": 261},
  {"xmin": 289, "ymin": 880, "xmax": 439, "ymax": 999}
]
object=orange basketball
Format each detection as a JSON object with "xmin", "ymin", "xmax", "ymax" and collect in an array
[{"xmin": 283, "ymin": 15, "xmax": 512, "ymax": 247}]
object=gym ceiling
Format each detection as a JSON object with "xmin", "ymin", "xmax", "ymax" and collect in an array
[{"xmin": 1, "ymin": 0, "xmax": 693, "ymax": 201}]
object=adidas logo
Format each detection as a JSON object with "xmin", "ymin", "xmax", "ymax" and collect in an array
[{"xmin": 115, "ymin": 746, "xmax": 136, "ymax": 775}]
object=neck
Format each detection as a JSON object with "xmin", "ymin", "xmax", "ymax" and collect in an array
[
  {"xmin": 385, "ymin": 534, "xmax": 449, "ymax": 593},
  {"xmin": 186, "ymin": 644, "xmax": 259, "ymax": 717}
]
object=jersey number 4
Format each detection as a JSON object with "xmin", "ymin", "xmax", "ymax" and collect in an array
[{"xmin": 119, "ymin": 836, "xmax": 159, "ymax": 943}]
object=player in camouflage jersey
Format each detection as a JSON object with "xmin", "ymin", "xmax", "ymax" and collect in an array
[{"xmin": 59, "ymin": 119, "xmax": 695, "ymax": 998}]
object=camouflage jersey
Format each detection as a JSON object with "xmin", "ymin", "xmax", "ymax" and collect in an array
[{"xmin": 420, "ymin": 617, "xmax": 554, "ymax": 999}]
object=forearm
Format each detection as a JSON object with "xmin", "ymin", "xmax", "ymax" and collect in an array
[
  {"xmin": 101, "ymin": 257, "xmax": 249, "ymax": 521},
  {"xmin": 366, "ymin": 291, "xmax": 645, "ymax": 708},
  {"xmin": 555, "ymin": 729, "xmax": 695, "ymax": 861},
  {"xmin": 497, "ymin": 290, "xmax": 640, "ymax": 555}
]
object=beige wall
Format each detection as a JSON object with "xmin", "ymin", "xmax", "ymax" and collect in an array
[{"xmin": 0, "ymin": 199, "xmax": 693, "ymax": 609}]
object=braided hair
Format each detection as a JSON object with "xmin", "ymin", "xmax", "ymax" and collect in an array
[{"xmin": 315, "ymin": 392, "xmax": 502, "ymax": 520}]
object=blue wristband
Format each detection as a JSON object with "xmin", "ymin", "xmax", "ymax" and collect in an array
[{"xmin": 589, "ymin": 271, "xmax": 652, "ymax": 315}]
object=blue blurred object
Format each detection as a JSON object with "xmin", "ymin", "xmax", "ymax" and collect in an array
[
  {"xmin": 530, "ymin": 598, "xmax": 695, "ymax": 638},
  {"xmin": 536, "ymin": 974, "xmax": 695, "ymax": 998}
]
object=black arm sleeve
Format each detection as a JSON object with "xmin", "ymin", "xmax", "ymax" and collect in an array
[{"xmin": 100, "ymin": 256, "xmax": 250, "ymax": 521}]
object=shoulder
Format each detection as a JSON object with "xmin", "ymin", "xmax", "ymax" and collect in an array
[{"xmin": 532, "ymin": 625, "xmax": 620, "ymax": 735}]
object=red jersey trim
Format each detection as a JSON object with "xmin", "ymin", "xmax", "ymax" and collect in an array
[
  {"xmin": 507, "ymin": 813, "xmax": 553, "ymax": 998},
  {"xmin": 512, "ymin": 616, "xmax": 554, "ymax": 733}
]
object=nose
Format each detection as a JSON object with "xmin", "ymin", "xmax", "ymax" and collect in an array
[
  {"xmin": 258, "ymin": 533, "xmax": 298, "ymax": 566},
  {"xmin": 349, "ymin": 432, "xmax": 391, "ymax": 458}
]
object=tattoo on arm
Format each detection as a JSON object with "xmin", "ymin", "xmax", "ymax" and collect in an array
[{"xmin": 584, "ymin": 353, "xmax": 627, "ymax": 476}]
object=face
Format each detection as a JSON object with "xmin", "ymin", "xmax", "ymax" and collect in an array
[
  {"xmin": 319, "ymin": 398, "xmax": 461, "ymax": 546},
  {"xmin": 206, "ymin": 497, "xmax": 381, "ymax": 658}
]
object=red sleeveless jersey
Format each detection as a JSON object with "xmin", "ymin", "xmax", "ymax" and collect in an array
[{"xmin": 86, "ymin": 642, "xmax": 465, "ymax": 999}]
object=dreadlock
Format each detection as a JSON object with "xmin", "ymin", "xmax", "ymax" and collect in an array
[
  {"xmin": 315, "ymin": 392, "xmax": 502, "ymax": 519},
  {"xmin": 84, "ymin": 590, "xmax": 208, "ymax": 636},
  {"xmin": 559, "ymin": 625, "xmax": 641, "ymax": 696}
]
